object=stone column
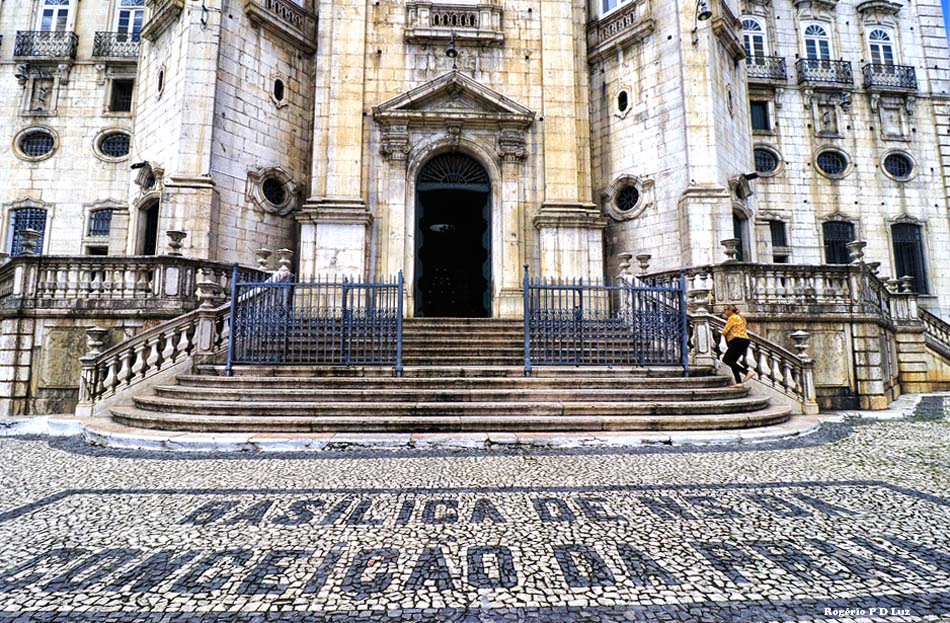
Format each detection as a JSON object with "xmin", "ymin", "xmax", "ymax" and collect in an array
[
  {"xmin": 301, "ymin": 0, "xmax": 372, "ymax": 280},
  {"xmin": 533, "ymin": 0, "xmax": 603, "ymax": 281},
  {"xmin": 498, "ymin": 126, "xmax": 527, "ymax": 316}
]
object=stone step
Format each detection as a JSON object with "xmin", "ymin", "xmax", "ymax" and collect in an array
[
  {"xmin": 110, "ymin": 405, "xmax": 793, "ymax": 433},
  {"xmin": 131, "ymin": 395, "xmax": 771, "ymax": 416},
  {"xmin": 195, "ymin": 364, "xmax": 706, "ymax": 378},
  {"xmin": 153, "ymin": 385, "xmax": 748, "ymax": 403},
  {"xmin": 175, "ymin": 374, "xmax": 730, "ymax": 389}
]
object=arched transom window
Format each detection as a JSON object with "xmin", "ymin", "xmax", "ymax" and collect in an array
[
  {"xmin": 38, "ymin": 0, "xmax": 70, "ymax": 31},
  {"xmin": 868, "ymin": 28, "xmax": 896, "ymax": 65},
  {"xmin": 803, "ymin": 23, "xmax": 831, "ymax": 60},
  {"xmin": 742, "ymin": 17, "xmax": 767, "ymax": 59}
]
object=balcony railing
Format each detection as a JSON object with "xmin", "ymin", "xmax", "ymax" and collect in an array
[
  {"xmin": 796, "ymin": 59, "xmax": 853, "ymax": 86},
  {"xmin": 746, "ymin": 56, "xmax": 787, "ymax": 82},
  {"xmin": 863, "ymin": 63, "xmax": 917, "ymax": 91},
  {"xmin": 92, "ymin": 31, "xmax": 141, "ymax": 59},
  {"xmin": 405, "ymin": 0, "xmax": 504, "ymax": 46},
  {"xmin": 13, "ymin": 31, "xmax": 79, "ymax": 59},
  {"xmin": 587, "ymin": 0, "xmax": 654, "ymax": 62}
]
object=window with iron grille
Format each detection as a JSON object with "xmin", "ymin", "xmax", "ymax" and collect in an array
[
  {"xmin": 615, "ymin": 185, "xmax": 640, "ymax": 212},
  {"xmin": 816, "ymin": 150, "xmax": 848, "ymax": 177},
  {"xmin": 88, "ymin": 209, "xmax": 113, "ymax": 237},
  {"xmin": 750, "ymin": 101, "xmax": 770, "ymax": 131},
  {"xmin": 822, "ymin": 221, "xmax": 855, "ymax": 264},
  {"xmin": 7, "ymin": 208, "xmax": 47, "ymax": 255},
  {"xmin": 883, "ymin": 153, "xmax": 913, "ymax": 180},
  {"xmin": 18, "ymin": 130, "xmax": 55, "ymax": 158},
  {"xmin": 109, "ymin": 79, "xmax": 134, "ymax": 112},
  {"xmin": 99, "ymin": 133, "xmax": 131, "ymax": 158},
  {"xmin": 892, "ymin": 223, "xmax": 929, "ymax": 294},
  {"xmin": 754, "ymin": 147, "xmax": 779, "ymax": 174}
]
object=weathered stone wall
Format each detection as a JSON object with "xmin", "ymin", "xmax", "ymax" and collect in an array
[
  {"xmin": 0, "ymin": 1, "xmax": 134, "ymax": 256},
  {"xmin": 741, "ymin": 0, "xmax": 950, "ymax": 317}
]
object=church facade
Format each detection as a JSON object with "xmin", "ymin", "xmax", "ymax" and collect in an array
[{"xmin": 1, "ymin": 0, "xmax": 949, "ymax": 319}]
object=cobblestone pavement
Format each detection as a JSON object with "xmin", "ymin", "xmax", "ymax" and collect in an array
[{"xmin": 1, "ymin": 400, "xmax": 949, "ymax": 622}]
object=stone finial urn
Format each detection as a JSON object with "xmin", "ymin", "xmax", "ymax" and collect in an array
[
  {"xmin": 846, "ymin": 240, "xmax": 867, "ymax": 264},
  {"xmin": 18, "ymin": 228, "xmax": 41, "ymax": 256},
  {"xmin": 255, "ymin": 248, "xmax": 273, "ymax": 270},
  {"xmin": 790, "ymin": 330, "xmax": 811, "ymax": 360},
  {"xmin": 900, "ymin": 275, "xmax": 915, "ymax": 294},
  {"xmin": 866, "ymin": 261, "xmax": 881, "ymax": 276},
  {"xmin": 276, "ymin": 248, "xmax": 294, "ymax": 281},
  {"xmin": 885, "ymin": 278, "xmax": 901, "ymax": 293},
  {"xmin": 635, "ymin": 253, "xmax": 652, "ymax": 275},
  {"xmin": 616, "ymin": 252, "xmax": 633, "ymax": 277},
  {"xmin": 84, "ymin": 327, "xmax": 111, "ymax": 357},
  {"xmin": 166, "ymin": 230, "xmax": 187, "ymax": 256},
  {"xmin": 720, "ymin": 239, "xmax": 740, "ymax": 263}
]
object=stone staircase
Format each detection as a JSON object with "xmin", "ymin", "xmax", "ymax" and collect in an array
[{"xmin": 109, "ymin": 318, "xmax": 792, "ymax": 433}]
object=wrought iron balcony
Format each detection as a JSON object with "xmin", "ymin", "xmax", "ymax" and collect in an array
[
  {"xmin": 746, "ymin": 56, "xmax": 787, "ymax": 82},
  {"xmin": 13, "ymin": 31, "xmax": 79, "ymax": 60},
  {"xmin": 92, "ymin": 32, "xmax": 141, "ymax": 60},
  {"xmin": 795, "ymin": 59, "xmax": 853, "ymax": 86},
  {"xmin": 863, "ymin": 63, "xmax": 917, "ymax": 91}
]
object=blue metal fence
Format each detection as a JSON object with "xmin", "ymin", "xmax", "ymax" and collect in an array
[
  {"xmin": 226, "ymin": 270, "xmax": 404, "ymax": 375},
  {"xmin": 523, "ymin": 266, "xmax": 688, "ymax": 375}
]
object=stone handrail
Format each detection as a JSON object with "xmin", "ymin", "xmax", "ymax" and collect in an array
[
  {"xmin": 647, "ymin": 262, "xmax": 912, "ymax": 326},
  {"xmin": 689, "ymin": 313, "xmax": 819, "ymax": 414},
  {"xmin": 77, "ymin": 304, "xmax": 217, "ymax": 413},
  {"xmin": 920, "ymin": 308, "xmax": 950, "ymax": 359},
  {"xmin": 0, "ymin": 255, "xmax": 257, "ymax": 313},
  {"xmin": 75, "ymin": 258, "xmax": 287, "ymax": 416}
]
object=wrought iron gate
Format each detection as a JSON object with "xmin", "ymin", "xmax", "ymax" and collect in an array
[
  {"xmin": 523, "ymin": 267, "xmax": 688, "ymax": 375},
  {"xmin": 226, "ymin": 270, "xmax": 404, "ymax": 375}
]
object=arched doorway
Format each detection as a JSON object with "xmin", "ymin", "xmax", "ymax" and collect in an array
[{"xmin": 415, "ymin": 153, "xmax": 492, "ymax": 317}]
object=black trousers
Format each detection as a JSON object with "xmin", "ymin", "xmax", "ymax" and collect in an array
[{"xmin": 722, "ymin": 337, "xmax": 751, "ymax": 383}]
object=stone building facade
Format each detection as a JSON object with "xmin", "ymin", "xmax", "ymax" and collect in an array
[{"xmin": 1, "ymin": 0, "xmax": 948, "ymax": 318}]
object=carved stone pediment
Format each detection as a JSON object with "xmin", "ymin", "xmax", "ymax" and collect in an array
[{"xmin": 372, "ymin": 70, "xmax": 535, "ymax": 131}]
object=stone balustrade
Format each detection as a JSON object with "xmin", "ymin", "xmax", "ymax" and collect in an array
[
  {"xmin": 587, "ymin": 0, "xmax": 654, "ymax": 62},
  {"xmin": 405, "ymin": 0, "xmax": 504, "ymax": 45},
  {"xmin": 688, "ymin": 313, "xmax": 818, "ymax": 414},
  {"xmin": 0, "ymin": 255, "xmax": 264, "ymax": 315},
  {"xmin": 920, "ymin": 308, "xmax": 950, "ymax": 360},
  {"xmin": 244, "ymin": 0, "xmax": 317, "ymax": 54}
]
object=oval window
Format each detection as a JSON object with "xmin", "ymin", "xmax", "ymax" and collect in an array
[
  {"xmin": 883, "ymin": 153, "xmax": 913, "ymax": 180},
  {"xmin": 262, "ymin": 178, "xmax": 287, "ymax": 206},
  {"xmin": 753, "ymin": 147, "xmax": 780, "ymax": 174},
  {"xmin": 816, "ymin": 150, "xmax": 848, "ymax": 177},
  {"xmin": 99, "ymin": 132, "xmax": 131, "ymax": 158},
  {"xmin": 615, "ymin": 185, "xmax": 640, "ymax": 212},
  {"xmin": 18, "ymin": 129, "xmax": 56, "ymax": 159},
  {"xmin": 273, "ymin": 79, "xmax": 285, "ymax": 102},
  {"xmin": 617, "ymin": 90, "xmax": 629, "ymax": 113}
]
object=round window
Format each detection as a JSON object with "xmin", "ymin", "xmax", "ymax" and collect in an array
[
  {"xmin": 753, "ymin": 148, "xmax": 780, "ymax": 174},
  {"xmin": 262, "ymin": 178, "xmax": 287, "ymax": 206},
  {"xmin": 18, "ymin": 129, "xmax": 55, "ymax": 159},
  {"xmin": 273, "ymin": 79, "xmax": 285, "ymax": 102},
  {"xmin": 816, "ymin": 150, "xmax": 848, "ymax": 177},
  {"xmin": 615, "ymin": 185, "xmax": 640, "ymax": 212},
  {"xmin": 99, "ymin": 132, "xmax": 131, "ymax": 158},
  {"xmin": 883, "ymin": 152, "xmax": 914, "ymax": 180},
  {"xmin": 617, "ymin": 90, "xmax": 629, "ymax": 113}
]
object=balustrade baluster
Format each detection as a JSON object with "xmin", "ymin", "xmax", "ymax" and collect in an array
[
  {"xmin": 161, "ymin": 328, "xmax": 176, "ymax": 362},
  {"xmin": 146, "ymin": 337, "xmax": 160, "ymax": 370},
  {"xmin": 102, "ymin": 357, "xmax": 118, "ymax": 397},
  {"xmin": 130, "ymin": 341, "xmax": 147, "ymax": 381},
  {"xmin": 117, "ymin": 349, "xmax": 132, "ymax": 387}
]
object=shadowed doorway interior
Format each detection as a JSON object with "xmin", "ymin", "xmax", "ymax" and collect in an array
[{"xmin": 415, "ymin": 153, "xmax": 491, "ymax": 318}]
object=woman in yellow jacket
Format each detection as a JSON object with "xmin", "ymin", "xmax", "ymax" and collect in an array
[{"xmin": 721, "ymin": 305, "xmax": 756, "ymax": 388}]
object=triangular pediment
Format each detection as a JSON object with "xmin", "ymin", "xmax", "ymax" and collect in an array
[{"xmin": 373, "ymin": 70, "xmax": 535, "ymax": 128}]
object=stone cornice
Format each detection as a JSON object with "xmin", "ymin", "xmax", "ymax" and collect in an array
[{"xmin": 533, "ymin": 202, "xmax": 607, "ymax": 230}]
